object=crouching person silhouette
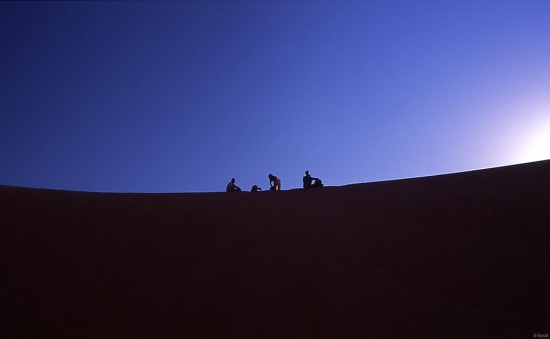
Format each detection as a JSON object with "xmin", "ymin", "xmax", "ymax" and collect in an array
[
  {"xmin": 268, "ymin": 174, "xmax": 281, "ymax": 191},
  {"xmin": 303, "ymin": 170, "xmax": 323, "ymax": 189},
  {"xmin": 226, "ymin": 178, "xmax": 241, "ymax": 192},
  {"xmin": 251, "ymin": 185, "xmax": 262, "ymax": 192}
]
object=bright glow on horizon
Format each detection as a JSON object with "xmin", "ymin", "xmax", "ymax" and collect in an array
[
  {"xmin": 522, "ymin": 125, "xmax": 550, "ymax": 163},
  {"xmin": 512, "ymin": 101, "xmax": 550, "ymax": 164}
]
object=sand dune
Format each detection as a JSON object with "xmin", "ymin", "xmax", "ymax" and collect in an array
[{"xmin": 2, "ymin": 161, "xmax": 550, "ymax": 338}]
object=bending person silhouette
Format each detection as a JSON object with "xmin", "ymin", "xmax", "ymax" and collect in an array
[
  {"xmin": 268, "ymin": 174, "xmax": 281, "ymax": 191},
  {"xmin": 303, "ymin": 170, "xmax": 323, "ymax": 189},
  {"xmin": 226, "ymin": 178, "xmax": 241, "ymax": 192}
]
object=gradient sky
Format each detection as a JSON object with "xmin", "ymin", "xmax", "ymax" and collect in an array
[{"xmin": 1, "ymin": 1, "xmax": 549, "ymax": 193}]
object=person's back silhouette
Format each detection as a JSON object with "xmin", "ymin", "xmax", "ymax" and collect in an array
[{"xmin": 268, "ymin": 174, "xmax": 281, "ymax": 191}]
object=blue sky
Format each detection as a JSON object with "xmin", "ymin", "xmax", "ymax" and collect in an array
[{"xmin": 1, "ymin": 1, "xmax": 549, "ymax": 192}]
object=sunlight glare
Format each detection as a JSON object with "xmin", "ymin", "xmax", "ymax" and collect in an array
[{"xmin": 519, "ymin": 118, "xmax": 550, "ymax": 163}]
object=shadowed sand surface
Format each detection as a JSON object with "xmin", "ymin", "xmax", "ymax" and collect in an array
[{"xmin": 2, "ymin": 161, "xmax": 550, "ymax": 338}]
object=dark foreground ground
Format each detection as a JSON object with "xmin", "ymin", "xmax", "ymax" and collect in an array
[{"xmin": 2, "ymin": 161, "xmax": 550, "ymax": 338}]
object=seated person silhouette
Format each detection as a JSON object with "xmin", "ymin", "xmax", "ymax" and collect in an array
[
  {"xmin": 303, "ymin": 170, "xmax": 323, "ymax": 189},
  {"xmin": 226, "ymin": 178, "xmax": 241, "ymax": 192},
  {"xmin": 251, "ymin": 185, "xmax": 262, "ymax": 192},
  {"xmin": 268, "ymin": 174, "xmax": 281, "ymax": 191}
]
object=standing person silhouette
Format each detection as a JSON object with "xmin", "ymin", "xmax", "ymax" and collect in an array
[
  {"xmin": 268, "ymin": 174, "xmax": 281, "ymax": 191},
  {"xmin": 226, "ymin": 178, "xmax": 241, "ymax": 192}
]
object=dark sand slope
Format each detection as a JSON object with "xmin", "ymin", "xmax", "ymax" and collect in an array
[{"xmin": 2, "ymin": 161, "xmax": 550, "ymax": 338}]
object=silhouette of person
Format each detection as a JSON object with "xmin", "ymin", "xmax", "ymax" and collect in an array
[
  {"xmin": 226, "ymin": 178, "xmax": 241, "ymax": 192},
  {"xmin": 303, "ymin": 170, "xmax": 323, "ymax": 189},
  {"xmin": 268, "ymin": 174, "xmax": 281, "ymax": 191},
  {"xmin": 251, "ymin": 185, "xmax": 262, "ymax": 192}
]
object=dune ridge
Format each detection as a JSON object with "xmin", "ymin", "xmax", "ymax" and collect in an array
[{"xmin": 2, "ymin": 161, "xmax": 550, "ymax": 338}]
